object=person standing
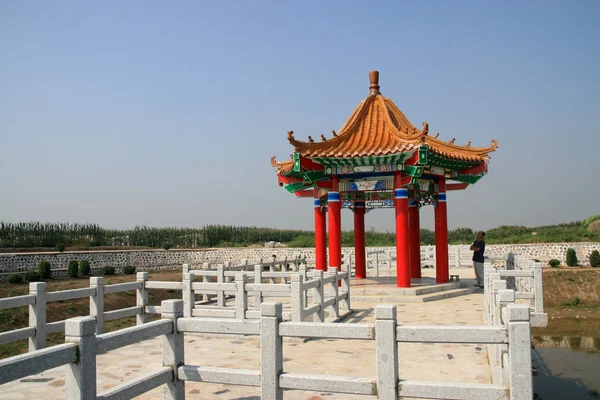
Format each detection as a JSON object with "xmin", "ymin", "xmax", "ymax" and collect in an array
[{"xmin": 470, "ymin": 231, "xmax": 486, "ymax": 288}]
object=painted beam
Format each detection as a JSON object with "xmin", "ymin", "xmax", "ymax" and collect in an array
[
  {"xmin": 277, "ymin": 175, "xmax": 303, "ymax": 186},
  {"xmin": 294, "ymin": 190, "xmax": 314, "ymax": 198},
  {"xmin": 446, "ymin": 183, "xmax": 469, "ymax": 191},
  {"xmin": 298, "ymin": 155, "xmax": 325, "ymax": 171},
  {"xmin": 458, "ymin": 163, "xmax": 487, "ymax": 176},
  {"xmin": 314, "ymin": 181, "xmax": 334, "ymax": 190}
]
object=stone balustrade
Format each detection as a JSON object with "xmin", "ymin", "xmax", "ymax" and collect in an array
[
  {"xmin": 0, "ymin": 297, "xmax": 532, "ymax": 399},
  {"xmin": 0, "ymin": 260, "xmax": 351, "ymax": 352},
  {"xmin": 0, "ymin": 273, "xmax": 178, "ymax": 351},
  {"xmin": 182, "ymin": 262, "xmax": 351, "ymax": 323},
  {"xmin": 484, "ymin": 254, "xmax": 547, "ymax": 328}
]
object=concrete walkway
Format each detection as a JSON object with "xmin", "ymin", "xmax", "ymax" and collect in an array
[{"xmin": 0, "ymin": 268, "xmax": 489, "ymax": 399}]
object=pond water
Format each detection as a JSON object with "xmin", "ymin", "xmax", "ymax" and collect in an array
[{"xmin": 532, "ymin": 335, "xmax": 600, "ymax": 400}]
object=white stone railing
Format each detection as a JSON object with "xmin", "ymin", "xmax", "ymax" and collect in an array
[
  {"xmin": 483, "ymin": 259, "xmax": 544, "ymax": 390},
  {"xmin": 485, "ymin": 254, "xmax": 547, "ymax": 328},
  {"xmin": 0, "ymin": 259, "xmax": 350, "ymax": 353},
  {"xmin": 0, "ymin": 272, "xmax": 178, "ymax": 351},
  {"xmin": 364, "ymin": 247, "xmax": 508, "ymax": 277},
  {"xmin": 0, "ymin": 298, "xmax": 532, "ymax": 399},
  {"xmin": 181, "ymin": 264, "xmax": 351, "ymax": 322},
  {"xmin": 0, "ymin": 300, "xmax": 181, "ymax": 399}
]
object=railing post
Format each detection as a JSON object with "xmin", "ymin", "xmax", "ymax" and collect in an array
[
  {"xmin": 375, "ymin": 304, "xmax": 398, "ymax": 400},
  {"xmin": 291, "ymin": 274, "xmax": 304, "ymax": 322},
  {"xmin": 65, "ymin": 316, "xmax": 97, "ymax": 400},
  {"xmin": 90, "ymin": 277, "xmax": 104, "ymax": 334},
  {"xmin": 327, "ymin": 267, "xmax": 339, "ymax": 319},
  {"xmin": 201, "ymin": 264, "xmax": 209, "ymax": 303},
  {"xmin": 299, "ymin": 264, "xmax": 308, "ymax": 306},
  {"xmin": 493, "ymin": 281, "xmax": 508, "ymax": 326},
  {"xmin": 340, "ymin": 262, "xmax": 351, "ymax": 311},
  {"xmin": 312, "ymin": 270, "xmax": 325, "ymax": 322},
  {"xmin": 269, "ymin": 256, "xmax": 276, "ymax": 284},
  {"xmin": 260, "ymin": 302, "xmax": 283, "ymax": 400},
  {"xmin": 182, "ymin": 263, "xmax": 190, "ymax": 276},
  {"xmin": 483, "ymin": 262, "xmax": 494, "ymax": 321},
  {"xmin": 182, "ymin": 273, "xmax": 194, "ymax": 318},
  {"xmin": 235, "ymin": 274, "xmax": 247, "ymax": 320},
  {"xmin": 217, "ymin": 265, "xmax": 225, "ymax": 307},
  {"xmin": 506, "ymin": 303, "xmax": 533, "ymax": 400},
  {"xmin": 161, "ymin": 300, "xmax": 184, "ymax": 400},
  {"xmin": 136, "ymin": 272, "xmax": 149, "ymax": 325},
  {"xmin": 254, "ymin": 265, "xmax": 263, "ymax": 306},
  {"xmin": 533, "ymin": 261, "xmax": 544, "ymax": 314},
  {"xmin": 28, "ymin": 282, "xmax": 47, "ymax": 351},
  {"xmin": 487, "ymin": 273, "xmax": 501, "ymax": 325},
  {"xmin": 496, "ymin": 288, "xmax": 515, "ymax": 376}
]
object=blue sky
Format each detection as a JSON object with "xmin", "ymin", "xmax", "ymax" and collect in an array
[{"xmin": 1, "ymin": 1, "xmax": 599, "ymax": 233}]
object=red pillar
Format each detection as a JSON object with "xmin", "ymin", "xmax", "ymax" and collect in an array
[
  {"xmin": 314, "ymin": 190, "xmax": 327, "ymax": 271},
  {"xmin": 394, "ymin": 172, "xmax": 410, "ymax": 288},
  {"xmin": 328, "ymin": 176, "xmax": 342, "ymax": 271},
  {"xmin": 409, "ymin": 199, "xmax": 422, "ymax": 279},
  {"xmin": 353, "ymin": 201, "xmax": 366, "ymax": 279},
  {"xmin": 434, "ymin": 179, "xmax": 449, "ymax": 283}
]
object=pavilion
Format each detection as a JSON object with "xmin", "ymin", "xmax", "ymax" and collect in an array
[{"xmin": 271, "ymin": 71, "xmax": 497, "ymax": 287}]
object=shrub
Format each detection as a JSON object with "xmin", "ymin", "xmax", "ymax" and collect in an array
[
  {"xmin": 7, "ymin": 274, "xmax": 23, "ymax": 284},
  {"xmin": 38, "ymin": 260, "xmax": 52, "ymax": 279},
  {"xmin": 56, "ymin": 243, "xmax": 66, "ymax": 252},
  {"xmin": 25, "ymin": 271, "xmax": 42, "ymax": 282},
  {"xmin": 103, "ymin": 266, "xmax": 116, "ymax": 275},
  {"xmin": 163, "ymin": 243, "xmax": 172, "ymax": 251},
  {"xmin": 67, "ymin": 260, "xmax": 79, "ymax": 278},
  {"xmin": 561, "ymin": 296, "xmax": 581, "ymax": 307},
  {"xmin": 590, "ymin": 250, "xmax": 600, "ymax": 268},
  {"xmin": 79, "ymin": 260, "xmax": 91, "ymax": 276},
  {"xmin": 566, "ymin": 248, "xmax": 578, "ymax": 266},
  {"xmin": 549, "ymin": 259, "xmax": 560, "ymax": 268},
  {"xmin": 582, "ymin": 214, "xmax": 600, "ymax": 228},
  {"xmin": 123, "ymin": 265, "xmax": 136, "ymax": 274}
]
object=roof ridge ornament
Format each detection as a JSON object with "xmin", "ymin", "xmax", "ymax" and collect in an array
[{"xmin": 369, "ymin": 71, "xmax": 380, "ymax": 96}]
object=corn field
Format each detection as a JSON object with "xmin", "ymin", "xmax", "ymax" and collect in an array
[
  {"xmin": 2, "ymin": 220, "xmax": 598, "ymax": 249},
  {"xmin": 0, "ymin": 222, "xmax": 312, "ymax": 249}
]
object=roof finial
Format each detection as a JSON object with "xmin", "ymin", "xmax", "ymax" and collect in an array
[{"xmin": 369, "ymin": 71, "xmax": 380, "ymax": 95}]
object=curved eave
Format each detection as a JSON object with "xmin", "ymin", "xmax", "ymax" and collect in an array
[
  {"xmin": 270, "ymin": 156, "xmax": 295, "ymax": 176},
  {"xmin": 424, "ymin": 137, "xmax": 498, "ymax": 163}
]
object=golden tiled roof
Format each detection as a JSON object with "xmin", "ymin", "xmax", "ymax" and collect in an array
[{"xmin": 286, "ymin": 71, "xmax": 497, "ymax": 163}]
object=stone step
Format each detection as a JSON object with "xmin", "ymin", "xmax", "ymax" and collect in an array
[
  {"xmin": 351, "ymin": 287, "xmax": 479, "ymax": 303},
  {"xmin": 352, "ymin": 281, "xmax": 464, "ymax": 296}
]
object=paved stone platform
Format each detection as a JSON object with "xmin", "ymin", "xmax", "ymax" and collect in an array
[{"xmin": 0, "ymin": 268, "xmax": 489, "ymax": 399}]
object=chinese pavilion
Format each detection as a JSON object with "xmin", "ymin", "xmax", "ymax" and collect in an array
[{"xmin": 271, "ymin": 71, "xmax": 497, "ymax": 287}]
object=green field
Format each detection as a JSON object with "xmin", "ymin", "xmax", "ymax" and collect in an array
[{"xmin": 1, "ymin": 217, "xmax": 599, "ymax": 250}]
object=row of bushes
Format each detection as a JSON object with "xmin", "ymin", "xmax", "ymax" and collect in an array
[
  {"xmin": 547, "ymin": 249, "xmax": 600, "ymax": 268},
  {"xmin": 6, "ymin": 260, "xmax": 137, "ymax": 284}
]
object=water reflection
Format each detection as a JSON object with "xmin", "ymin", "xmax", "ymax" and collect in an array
[
  {"xmin": 533, "ymin": 335, "xmax": 600, "ymax": 352},
  {"xmin": 533, "ymin": 347, "xmax": 600, "ymax": 400}
]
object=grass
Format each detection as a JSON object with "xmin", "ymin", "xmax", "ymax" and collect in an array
[
  {"xmin": 0, "ymin": 270, "xmax": 184, "ymax": 359},
  {"xmin": 542, "ymin": 269, "xmax": 600, "ymax": 307}
]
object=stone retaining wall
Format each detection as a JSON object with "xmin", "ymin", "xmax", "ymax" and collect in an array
[{"xmin": 1, "ymin": 242, "xmax": 599, "ymax": 280}]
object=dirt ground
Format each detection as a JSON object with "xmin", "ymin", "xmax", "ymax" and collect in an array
[
  {"xmin": 0, "ymin": 270, "xmax": 184, "ymax": 358},
  {"xmin": 532, "ymin": 268, "xmax": 600, "ymax": 339}
]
